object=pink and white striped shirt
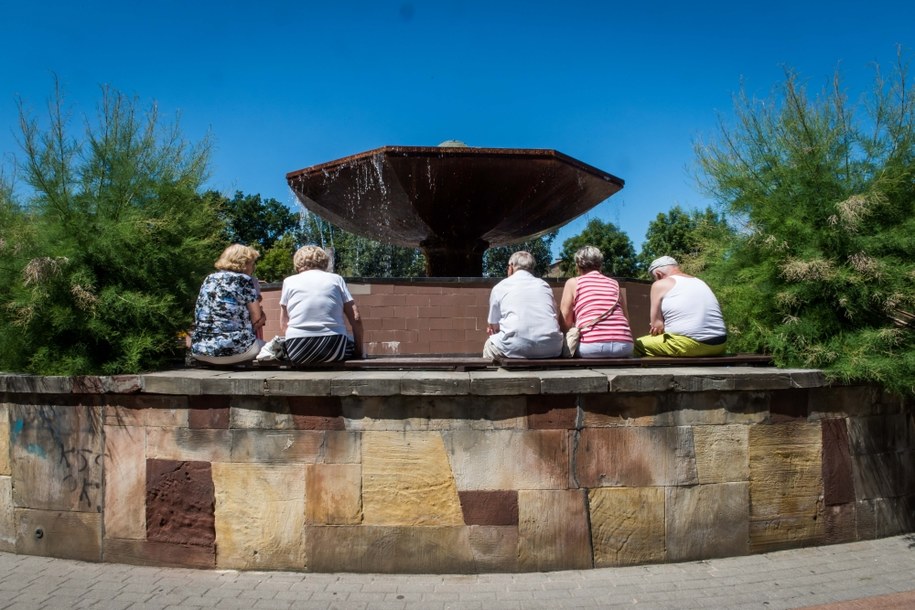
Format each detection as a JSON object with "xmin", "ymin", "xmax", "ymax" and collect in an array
[{"xmin": 573, "ymin": 271, "xmax": 633, "ymax": 344}]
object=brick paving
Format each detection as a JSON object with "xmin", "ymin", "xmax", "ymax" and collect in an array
[{"xmin": 0, "ymin": 534, "xmax": 913, "ymax": 609}]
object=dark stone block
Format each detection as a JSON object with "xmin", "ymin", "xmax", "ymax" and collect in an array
[
  {"xmin": 146, "ymin": 459, "xmax": 215, "ymax": 548},
  {"xmin": 104, "ymin": 538, "xmax": 216, "ymax": 569},
  {"xmin": 526, "ymin": 394, "xmax": 577, "ymax": 429},
  {"xmin": 822, "ymin": 419, "xmax": 855, "ymax": 506},
  {"xmin": 188, "ymin": 396, "xmax": 231, "ymax": 429},
  {"xmin": 288, "ymin": 396, "xmax": 346, "ymax": 430},
  {"xmin": 770, "ymin": 389, "xmax": 809, "ymax": 422},
  {"xmin": 459, "ymin": 491, "xmax": 519, "ymax": 526}
]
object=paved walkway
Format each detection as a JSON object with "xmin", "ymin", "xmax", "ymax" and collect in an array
[{"xmin": 1, "ymin": 534, "xmax": 913, "ymax": 609}]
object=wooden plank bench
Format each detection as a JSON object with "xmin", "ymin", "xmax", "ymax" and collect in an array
[{"xmin": 192, "ymin": 353, "xmax": 773, "ymax": 372}]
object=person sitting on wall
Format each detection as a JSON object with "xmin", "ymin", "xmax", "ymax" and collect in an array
[
  {"xmin": 190, "ymin": 244, "xmax": 266, "ymax": 365},
  {"xmin": 559, "ymin": 245, "xmax": 634, "ymax": 358},
  {"xmin": 483, "ymin": 250, "xmax": 564, "ymax": 360},
  {"xmin": 280, "ymin": 245, "xmax": 364, "ymax": 364},
  {"xmin": 634, "ymin": 256, "xmax": 727, "ymax": 357}
]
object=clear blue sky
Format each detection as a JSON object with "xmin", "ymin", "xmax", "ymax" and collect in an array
[{"xmin": 2, "ymin": 1, "xmax": 913, "ymax": 257}]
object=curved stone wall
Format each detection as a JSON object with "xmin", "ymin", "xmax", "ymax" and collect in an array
[{"xmin": 0, "ymin": 367, "xmax": 912, "ymax": 573}]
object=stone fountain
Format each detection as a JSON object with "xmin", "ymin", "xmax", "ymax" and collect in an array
[{"xmin": 286, "ymin": 144, "xmax": 624, "ymax": 276}]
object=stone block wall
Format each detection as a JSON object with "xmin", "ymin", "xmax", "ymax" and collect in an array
[
  {"xmin": 0, "ymin": 368, "xmax": 913, "ymax": 573},
  {"xmin": 258, "ymin": 278, "xmax": 652, "ymax": 356}
]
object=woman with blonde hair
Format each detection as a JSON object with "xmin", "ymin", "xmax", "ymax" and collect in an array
[
  {"xmin": 280, "ymin": 245, "xmax": 364, "ymax": 364},
  {"xmin": 190, "ymin": 244, "xmax": 266, "ymax": 364},
  {"xmin": 559, "ymin": 245, "xmax": 633, "ymax": 358}
]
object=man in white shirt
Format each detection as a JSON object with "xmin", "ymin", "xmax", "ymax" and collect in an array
[{"xmin": 483, "ymin": 251, "xmax": 564, "ymax": 360}]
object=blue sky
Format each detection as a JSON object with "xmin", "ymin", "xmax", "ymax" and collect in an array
[{"xmin": 2, "ymin": 1, "xmax": 913, "ymax": 257}]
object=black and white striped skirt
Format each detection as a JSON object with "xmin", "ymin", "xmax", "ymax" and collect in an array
[{"xmin": 284, "ymin": 334, "xmax": 354, "ymax": 364}]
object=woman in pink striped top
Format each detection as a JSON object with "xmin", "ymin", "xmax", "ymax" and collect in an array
[{"xmin": 559, "ymin": 246, "xmax": 634, "ymax": 358}]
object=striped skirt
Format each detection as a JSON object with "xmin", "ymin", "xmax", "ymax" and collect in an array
[{"xmin": 284, "ymin": 334, "xmax": 355, "ymax": 364}]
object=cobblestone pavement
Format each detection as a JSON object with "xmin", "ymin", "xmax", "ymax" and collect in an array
[{"xmin": 1, "ymin": 534, "xmax": 913, "ymax": 609}]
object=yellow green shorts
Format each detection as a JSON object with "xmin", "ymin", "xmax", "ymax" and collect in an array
[{"xmin": 634, "ymin": 333, "xmax": 726, "ymax": 357}]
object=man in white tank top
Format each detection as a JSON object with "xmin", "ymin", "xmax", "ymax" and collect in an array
[{"xmin": 634, "ymin": 256, "xmax": 727, "ymax": 357}]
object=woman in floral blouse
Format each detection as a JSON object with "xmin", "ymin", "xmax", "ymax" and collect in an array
[{"xmin": 190, "ymin": 244, "xmax": 266, "ymax": 364}]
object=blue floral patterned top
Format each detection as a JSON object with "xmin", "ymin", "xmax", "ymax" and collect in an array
[{"xmin": 190, "ymin": 271, "xmax": 258, "ymax": 357}]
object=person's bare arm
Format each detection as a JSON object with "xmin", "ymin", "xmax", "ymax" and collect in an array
[
  {"xmin": 559, "ymin": 277, "xmax": 578, "ymax": 331},
  {"xmin": 280, "ymin": 305, "xmax": 289, "ymax": 335},
  {"xmin": 247, "ymin": 301, "xmax": 266, "ymax": 330},
  {"xmin": 344, "ymin": 301, "xmax": 364, "ymax": 358},
  {"xmin": 648, "ymin": 278, "xmax": 674, "ymax": 335}
]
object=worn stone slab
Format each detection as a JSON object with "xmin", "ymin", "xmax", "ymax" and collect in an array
[
  {"xmin": 362, "ymin": 431, "xmax": 463, "ymax": 526},
  {"xmin": 287, "ymin": 396, "xmax": 346, "ymax": 430},
  {"xmin": 822, "ymin": 502, "xmax": 858, "ymax": 545},
  {"xmin": 693, "ymin": 425, "xmax": 749, "ymax": 484},
  {"xmin": 322, "ymin": 430, "xmax": 361, "ymax": 464},
  {"xmin": 582, "ymin": 391, "xmax": 768, "ymax": 427},
  {"xmin": 785, "ymin": 369, "xmax": 828, "ymax": 388},
  {"xmin": 212, "ymin": 462, "xmax": 306, "ymax": 570},
  {"xmin": 306, "ymin": 525, "xmax": 476, "ymax": 573},
  {"xmin": 851, "ymin": 452, "xmax": 904, "ymax": 501},
  {"xmin": 469, "ymin": 370, "xmax": 541, "ymax": 395},
  {"xmin": 589, "ymin": 487, "xmax": 665, "ymax": 567},
  {"xmin": 230, "ymin": 396, "xmax": 295, "ymax": 429},
  {"xmin": 104, "ymin": 425, "xmax": 146, "ymax": 539},
  {"xmin": 0, "ymin": 403, "xmax": 9, "ymax": 475},
  {"xmin": 810, "ymin": 385, "xmax": 879, "ymax": 420},
  {"xmin": 200, "ymin": 371, "xmax": 269, "ymax": 396},
  {"xmin": 769, "ymin": 388, "xmax": 811, "ymax": 422},
  {"xmin": 141, "ymin": 370, "xmax": 215, "ymax": 395},
  {"xmin": 575, "ymin": 426, "xmax": 698, "ymax": 487},
  {"xmin": 459, "ymin": 490, "xmax": 519, "ymax": 526},
  {"xmin": 103, "ymin": 538, "xmax": 216, "ymax": 569},
  {"xmin": 518, "ymin": 489, "xmax": 591, "ymax": 571},
  {"xmin": 103, "ymin": 396, "xmax": 188, "ymax": 428},
  {"xmin": 230, "ymin": 430, "xmax": 324, "ymax": 463},
  {"xmin": 400, "ymin": 371, "xmax": 471, "ymax": 395},
  {"xmin": 263, "ymin": 371, "xmax": 340, "ymax": 396},
  {"xmin": 15, "ymin": 507, "xmax": 101, "ymax": 562},
  {"xmin": 467, "ymin": 525, "xmax": 519, "ymax": 572},
  {"xmin": 305, "ymin": 463, "xmax": 361, "ymax": 525},
  {"xmin": 71, "ymin": 374, "xmax": 142, "ymax": 394},
  {"xmin": 749, "ymin": 422, "xmax": 823, "ymax": 552},
  {"xmin": 10, "ymin": 403, "xmax": 105, "ymax": 512},
  {"xmin": 343, "ymin": 395, "xmax": 527, "ymax": 432},
  {"xmin": 444, "ymin": 429, "xmax": 569, "ymax": 491},
  {"xmin": 0, "ymin": 476, "xmax": 12, "ymax": 552},
  {"xmin": 146, "ymin": 428, "xmax": 231, "ymax": 462},
  {"xmin": 0, "ymin": 374, "xmax": 73, "ymax": 394},
  {"xmin": 146, "ymin": 459, "xmax": 215, "ymax": 548},
  {"xmin": 526, "ymin": 394, "xmax": 578, "ymax": 430},
  {"xmin": 535, "ymin": 369, "xmax": 608, "ymax": 394},
  {"xmin": 330, "ymin": 371, "xmax": 404, "ymax": 396},
  {"xmin": 666, "ymin": 483, "xmax": 750, "ymax": 561},
  {"xmin": 601, "ymin": 370, "xmax": 674, "ymax": 393},
  {"xmin": 822, "ymin": 418, "xmax": 855, "ymax": 506},
  {"xmin": 873, "ymin": 495, "xmax": 915, "ymax": 537}
]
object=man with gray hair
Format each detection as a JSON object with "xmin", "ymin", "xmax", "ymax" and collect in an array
[{"xmin": 483, "ymin": 251, "xmax": 564, "ymax": 360}]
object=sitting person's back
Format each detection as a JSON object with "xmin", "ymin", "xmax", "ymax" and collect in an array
[{"xmin": 483, "ymin": 251, "xmax": 563, "ymax": 360}]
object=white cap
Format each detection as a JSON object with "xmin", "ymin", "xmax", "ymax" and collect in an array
[{"xmin": 648, "ymin": 256, "xmax": 678, "ymax": 275}]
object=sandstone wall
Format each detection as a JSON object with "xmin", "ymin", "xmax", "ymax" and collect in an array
[{"xmin": 0, "ymin": 368, "xmax": 912, "ymax": 573}]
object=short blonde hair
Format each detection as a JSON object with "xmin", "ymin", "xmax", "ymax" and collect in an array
[
  {"xmin": 293, "ymin": 245, "xmax": 330, "ymax": 272},
  {"xmin": 214, "ymin": 244, "xmax": 259, "ymax": 273}
]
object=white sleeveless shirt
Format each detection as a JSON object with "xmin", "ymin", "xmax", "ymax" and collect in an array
[{"xmin": 661, "ymin": 276, "xmax": 726, "ymax": 341}]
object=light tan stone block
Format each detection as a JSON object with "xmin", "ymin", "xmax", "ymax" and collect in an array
[
  {"xmin": 467, "ymin": 525, "xmax": 519, "ymax": 572},
  {"xmin": 212, "ymin": 462, "xmax": 306, "ymax": 570},
  {"xmin": 589, "ymin": 487, "xmax": 665, "ymax": 567},
  {"xmin": 103, "ymin": 426, "xmax": 146, "ymax": 539},
  {"xmin": 666, "ymin": 483, "xmax": 750, "ymax": 561},
  {"xmin": 146, "ymin": 428, "xmax": 231, "ymax": 462},
  {"xmin": 749, "ymin": 422, "xmax": 824, "ymax": 552},
  {"xmin": 229, "ymin": 430, "xmax": 323, "ymax": 463},
  {"xmin": 306, "ymin": 526, "xmax": 475, "ymax": 573},
  {"xmin": 322, "ymin": 431, "xmax": 361, "ymax": 464},
  {"xmin": 444, "ymin": 429, "xmax": 568, "ymax": 491},
  {"xmin": 362, "ymin": 431, "xmax": 463, "ymax": 526},
  {"xmin": 0, "ymin": 476, "xmax": 13, "ymax": 551},
  {"xmin": 575, "ymin": 427, "xmax": 698, "ymax": 487},
  {"xmin": 0, "ymin": 403, "xmax": 10, "ymax": 475},
  {"xmin": 305, "ymin": 464, "xmax": 361, "ymax": 525},
  {"xmin": 693, "ymin": 425, "xmax": 749, "ymax": 483},
  {"xmin": 518, "ymin": 489, "xmax": 591, "ymax": 571},
  {"xmin": 15, "ymin": 508, "xmax": 102, "ymax": 562},
  {"xmin": 10, "ymin": 404, "xmax": 105, "ymax": 512}
]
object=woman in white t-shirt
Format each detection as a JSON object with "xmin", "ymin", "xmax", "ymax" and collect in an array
[{"xmin": 279, "ymin": 246, "xmax": 364, "ymax": 364}]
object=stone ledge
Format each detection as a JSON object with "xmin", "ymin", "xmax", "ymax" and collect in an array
[{"xmin": 0, "ymin": 367, "xmax": 827, "ymax": 397}]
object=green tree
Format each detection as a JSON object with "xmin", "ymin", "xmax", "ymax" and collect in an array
[
  {"xmin": 0, "ymin": 84, "xmax": 222, "ymax": 375},
  {"xmin": 256, "ymin": 233, "xmax": 297, "ymax": 282},
  {"xmin": 695, "ymin": 56, "xmax": 915, "ymax": 395},
  {"xmin": 216, "ymin": 190, "xmax": 298, "ymax": 252},
  {"xmin": 557, "ymin": 218, "xmax": 638, "ymax": 278},
  {"xmin": 637, "ymin": 205, "xmax": 734, "ymax": 275},
  {"xmin": 483, "ymin": 232, "xmax": 557, "ymax": 277}
]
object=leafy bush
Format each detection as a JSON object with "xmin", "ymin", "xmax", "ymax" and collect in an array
[{"xmin": 0, "ymin": 85, "xmax": 222, "ymax": 374}]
